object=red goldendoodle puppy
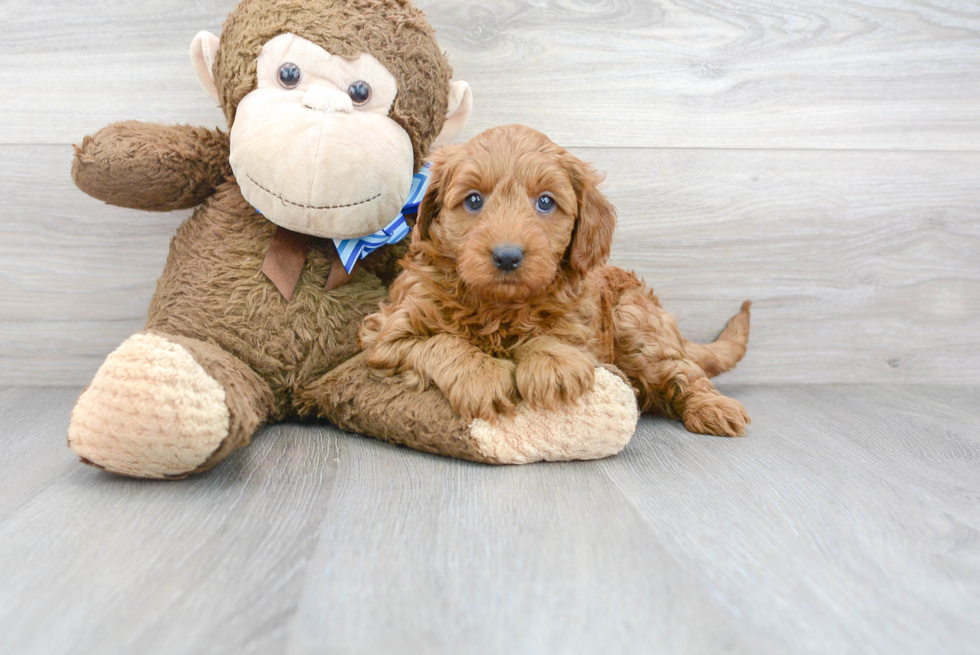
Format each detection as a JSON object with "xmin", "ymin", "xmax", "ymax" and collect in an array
[{"xmin": 360, "ymin": 125, "xmax": 752, "ymax": 437}]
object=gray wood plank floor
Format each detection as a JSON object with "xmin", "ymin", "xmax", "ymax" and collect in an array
[{"xmin": 1, "ymin": 385, "xmax": 977, "ymax": 655}]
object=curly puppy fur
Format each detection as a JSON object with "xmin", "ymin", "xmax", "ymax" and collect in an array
[{"xmin": 361, "ymin": 124, "xmax": 752, "ymax": 437}]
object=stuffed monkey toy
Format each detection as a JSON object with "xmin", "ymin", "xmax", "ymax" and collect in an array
[{"xmin": 67, "ymin": 0, "xmax": 638, "ymax": 479}]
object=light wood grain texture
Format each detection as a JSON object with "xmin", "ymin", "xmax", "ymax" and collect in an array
[
  {"xmin": 593, "ymin": 147, "xmax": 980, "ymax": 384},
  {"xmin": 0, "ymin": 385, "xmax": 977, "ymax": 654},
  {"xmin": 602, "ymin": 384, "xmax": 980, "ymax": 655},
  {"xmin": 2, "ymin": 2, "xmax": 978, "ymax": 652},
  {"xmin": 0, "ymin": 387, "xmax": 341, "ymax": 655},
  {"xmin": 1, "ymin": 1, "xmax": 977, "ymax": 383},
  {"xmin": 2, "ymin": 145, "xmax": 977, "ymax": 385},
  {"xmin": 1, "ymin": 0, "xmax": 979, "ymax": 149}
]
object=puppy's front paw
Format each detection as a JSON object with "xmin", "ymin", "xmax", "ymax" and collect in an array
[
  {"xmin": 683, "ymin": 394, "xmax": 751, "ymax": 437},
  {"xmin": 358, "ymin": 312, "xmax": 385, "ymax": 351},
  {"xmin": 516, "ymin": 348, "xmax": 596, "ymax": 411},
  {"xmin": 446, "ymin": 357, "xmax": 518, "ymax": 423},
  {"xmin": 364, "ymin": 335, "xmax": 413, "ymax": 372}
]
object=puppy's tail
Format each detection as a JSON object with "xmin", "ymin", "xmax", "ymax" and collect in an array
[{"xmin": 684, "ymin": 301, "xmax": 751, "ymax": 378}]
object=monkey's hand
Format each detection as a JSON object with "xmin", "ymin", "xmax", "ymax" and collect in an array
[
  {"xmin": 72, "ymin": 121, "xmax": 232, "ymax": 212},
  {"xmin": 298, "ymin": 353, "xmax": 638, "ymax": 465}
]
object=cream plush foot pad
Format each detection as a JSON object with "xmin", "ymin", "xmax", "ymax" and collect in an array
[
  {"xmin": 68, "ymin": 333, "xmax": 230, "ymax": 479},
  {"xmin": 470, "ymin": 367, "xmax": 639, "ymax": 464}
]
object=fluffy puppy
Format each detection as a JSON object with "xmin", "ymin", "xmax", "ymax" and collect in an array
[{"xmin": 360, "ymin": 125, "xmax": 752, "ymax": 437}]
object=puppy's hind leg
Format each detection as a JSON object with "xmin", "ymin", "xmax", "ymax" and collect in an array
[
  {"xmin": 613, "ymin": 289, "xmax": 750, "ymax": 437},
  {"xmin": 642, "ymin": 359, "xmax": 750, "ymax": 437}
]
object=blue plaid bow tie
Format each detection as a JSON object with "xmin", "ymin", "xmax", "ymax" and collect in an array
[{"xmin": 332, "ymin": 163, "xmax": 432, "ymax": 274}]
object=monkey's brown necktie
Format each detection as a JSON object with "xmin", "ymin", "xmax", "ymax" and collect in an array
[{"xmin": 261, "ymin": 226, "xmax": 357, "ymax": 301}]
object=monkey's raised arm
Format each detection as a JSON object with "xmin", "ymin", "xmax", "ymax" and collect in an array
[{"xmin": 72, "ymin": 121, "xmax": 232, "ymax": 212}]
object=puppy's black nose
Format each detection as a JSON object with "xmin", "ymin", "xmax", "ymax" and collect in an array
[{"xmin": 492, "ymin": 245, "xmax": 524, "ymax": 272}]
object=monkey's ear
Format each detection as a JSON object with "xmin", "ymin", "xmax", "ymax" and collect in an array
[
  {"xmin": 432, "ymin": 82, "xmax": 473, "ymax": 148},
  {"xmin": 190, "ymin": 31, "xmax": 221, "ymax": 104}
]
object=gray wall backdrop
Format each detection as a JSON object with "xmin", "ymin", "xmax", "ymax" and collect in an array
[{"xmin": 1, "ymin": 0, "xmax": 978, "ymax": 385}]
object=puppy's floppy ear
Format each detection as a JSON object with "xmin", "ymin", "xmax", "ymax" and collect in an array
[
  {"xmin": 565, "ymin": 155, "xmax": 617, "ymax": 275},
  {"xmin": 412, "ymin": 146, "xmax": 460, "ymax": 244}
]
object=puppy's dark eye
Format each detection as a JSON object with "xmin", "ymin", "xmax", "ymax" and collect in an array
[
  {"xmin": 536, "ymin": 195, "xmax": 556, "ymax": 213},
  {"xmin": 278, "ymin": 63, "xmax": 302, "ymax": 89},
  {"xmin": 347, "ymin": 81, "xmax": 372, "ymax": 105},
  {"xmin": 464, "ymin": 192, "xmax": 484, "ymax": 212}
]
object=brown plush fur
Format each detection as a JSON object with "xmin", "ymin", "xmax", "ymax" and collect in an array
[
  {"xmin": 69, "ymin": 0, "xmax": 504, "ymax": 477},
  {"xmin": 72, "ymin": 122, "xmax": 232, "ymax": 212},
  {"xmin": 298, "ymin": 352, "xmax": 499, "ymax": 463},
  {"xmin": 144, "ymin": 180, "xmax": 390, "ymax": 417},
  {"xmin": 361, "ymin": 125, "xmax": 752, "ymax": 437},
  {"xmin": 162, "ymin": 332, "xmax": 276, "ymax": 475}
]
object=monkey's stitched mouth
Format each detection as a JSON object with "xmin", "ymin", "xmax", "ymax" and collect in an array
[{"xmin": 247, "ymin": 174, "xmax": 382, "ymax": 210}]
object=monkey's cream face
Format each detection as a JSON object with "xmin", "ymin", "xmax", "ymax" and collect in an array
[{"xmin": 229, "ymin": 34, "xmax": 415, "ymax": 239}]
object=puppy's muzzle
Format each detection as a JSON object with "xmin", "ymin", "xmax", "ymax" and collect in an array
[{"xmin": 491, "ymin": 245, "xmax": 524, "ymax": 272}]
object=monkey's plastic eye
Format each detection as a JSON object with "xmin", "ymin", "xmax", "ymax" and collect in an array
[
  {"xmin": 278, "ymin": 63, "xmax": 302, "ymax": 89},
  {"xmin": 347, "ymin": 81, "xmax": 372, "ymax": 105},
  {"xmin": 464, "ymin": 192, "xmax": 484, "ymax": 212},
  {"xmin": 536, "ymin": 195, "xmax": 556, "ymax": 213}
]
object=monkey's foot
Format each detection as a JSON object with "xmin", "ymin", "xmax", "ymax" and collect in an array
[{"xmin": 68, "ymin": 333, "xmax": 231, "ymax": 479}]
